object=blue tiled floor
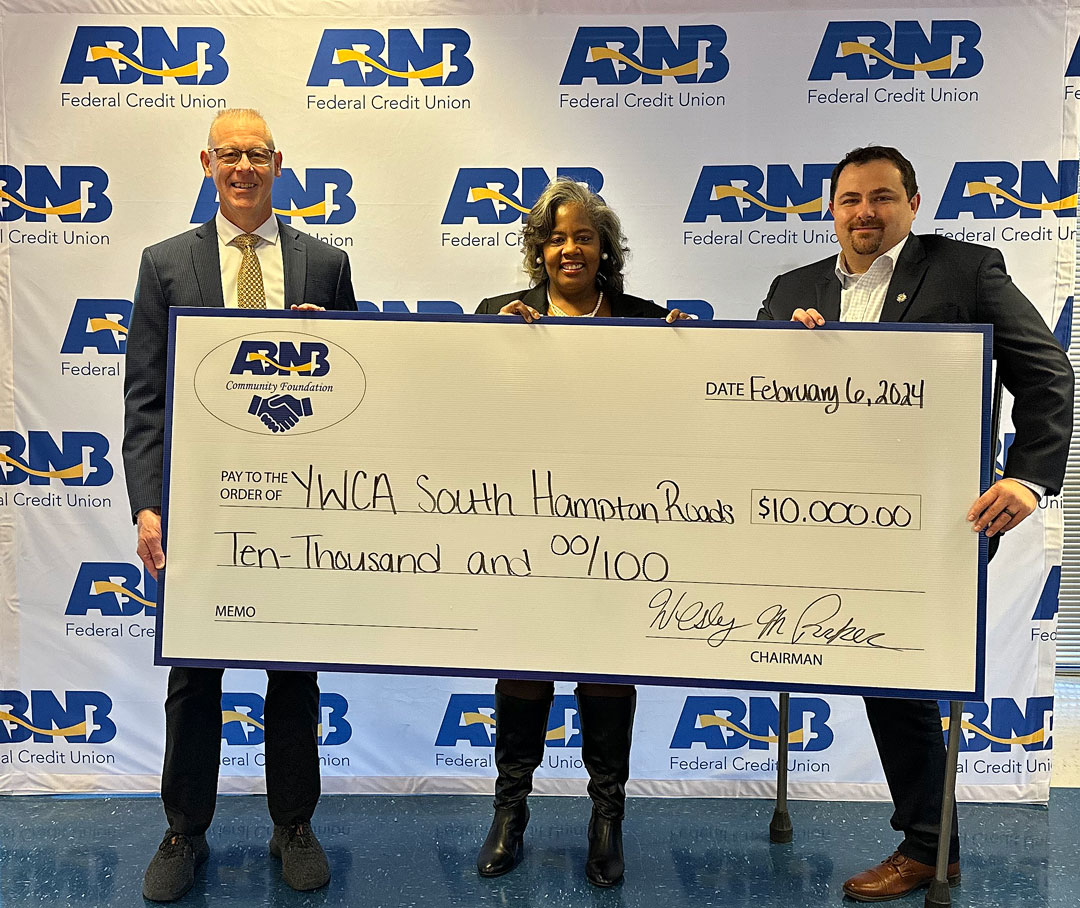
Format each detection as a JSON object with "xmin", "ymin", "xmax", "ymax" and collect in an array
[{"xmin": 1, "ymin": 793, "xmax": 1077, "ymax": 906}]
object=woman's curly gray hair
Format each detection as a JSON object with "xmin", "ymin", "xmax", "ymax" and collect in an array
[{"xmin": 521, "ymin": 178, "xmax": 629, "ymax": 295}]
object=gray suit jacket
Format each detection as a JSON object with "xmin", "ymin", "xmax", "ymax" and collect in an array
[
  {"xmin": 122, "ymin": 218, "xmax": 356, "ymax": 518},
  {"xmin": 758, "ymin": 233, "xmax": 1073, "ymax": 495}
]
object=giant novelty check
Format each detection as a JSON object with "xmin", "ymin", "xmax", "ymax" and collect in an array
[{"xmin": 159, "ymin": 310, "xmax": 990, "ymax": 699}]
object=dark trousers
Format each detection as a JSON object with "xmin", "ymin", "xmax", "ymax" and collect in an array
[
  {"xmin": 864, "ymin": 697, "xmax": 960, "ymax": 865},
  {"xmin": 864, "ymin": 538, "xmax": 999, "ymax": 864},
  {"xmin": 161, "ymin": 666, "xmax": 321, "ymax": 835}
]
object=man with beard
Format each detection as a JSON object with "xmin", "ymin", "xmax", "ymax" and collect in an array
[{"xmin": 758, "ymin": 145, "xmax": 1072, "ymax": 901}]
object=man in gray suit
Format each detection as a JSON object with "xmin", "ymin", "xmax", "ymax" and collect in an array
[
  {"xmin": 123, "ymin": 108, "xmax": 356, "ymax": 902},
  {"xmin": 760, "ymin": 145, "xmax": 1072, "ymax": 902}
]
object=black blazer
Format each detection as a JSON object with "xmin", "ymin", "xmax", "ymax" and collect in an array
[
  {"xmin": 477, "ymin": 285, "xmax": 666, "ymax": 318},
  {"xmin": 758, "ymin": 233, "xmax": 1073, "ymax": 495},
  {"xmin": 122, "ymin": 218, "xmax": 357, "ymax": 518}
]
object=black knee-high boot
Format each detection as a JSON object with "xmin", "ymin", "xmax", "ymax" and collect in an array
[
  {"xmin": 576, "ymin": 689, "xmax": 635, "ymax": 887},
  {"xmin": 476, "ymin": 690, "xmax": 552, "ymax": 877}
]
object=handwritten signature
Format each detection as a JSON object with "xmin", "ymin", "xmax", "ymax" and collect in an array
[
  {"xmin": 648, "ymin": 589, "xmax": 750, "ymax": 647},
  {"xmin": 757, "ymin": 594, "xmax": 897, "ymax": 649},
  {"xmin": 648, "ymin": 588, "xmax": 899, "ymax": 650}
]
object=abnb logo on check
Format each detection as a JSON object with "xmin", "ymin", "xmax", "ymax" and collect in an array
[
  {"xmin": 230, "ymin": 340, "xmax": 330, "ymax": 434},
  {"xmin": 196, "ymin": 330, "xmax": 364, "ymax": 436}
]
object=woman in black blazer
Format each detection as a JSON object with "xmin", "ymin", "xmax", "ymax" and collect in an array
[{"xmin": 474, "ymin": 178, "xmax": 687, "ymax": 888}]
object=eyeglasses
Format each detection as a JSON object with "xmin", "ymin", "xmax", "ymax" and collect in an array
[{"xmin": 209, "ymin": 146, "xmax": 275, "ymax": 166}]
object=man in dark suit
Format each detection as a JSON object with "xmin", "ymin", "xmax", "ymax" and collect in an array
[
  {"xmin": 759, "ymin": 145, "xmax": 1072, "ymax": 902},
  {"xmin": 123, "ymin": 108, "xmax": 356, "ymax": 902}
]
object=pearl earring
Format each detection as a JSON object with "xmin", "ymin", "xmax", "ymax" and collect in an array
[
  {"xmin": 535, "ymin": 256, "xmax": 542, "ymax": 264},
  {"xmin": 601, "ymin": 252, "xmax": 609, "ymax": 260}
]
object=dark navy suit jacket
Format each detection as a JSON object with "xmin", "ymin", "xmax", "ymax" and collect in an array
[
  {"xmin": 122, "ymin": 217, "xmax": 356, "ymax": 518},
  {"xmin": 758, "ymin": 233, "xmax": 1073, "ymax": 495}
]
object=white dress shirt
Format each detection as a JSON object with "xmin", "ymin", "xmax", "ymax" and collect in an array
[
  {"xmin": 835, "ymin": 235, "xmax": 909, "ymax": 323},
  {"xmin": 215, "ymin": 211, "xmax": 286, "ymax": 309}
]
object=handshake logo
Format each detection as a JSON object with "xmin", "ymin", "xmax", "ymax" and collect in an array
[
  {"xmin": 248, "ymin": 394, "xmax": 313, "ymax": 432},
  {"xmin": 201, "ymin": 333, "xmax": 362, "ymax": 436}
]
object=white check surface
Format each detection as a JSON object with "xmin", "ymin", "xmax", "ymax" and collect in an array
[{"xmin": 161, "ymin": 313, "xmax": 986, "ymax": 698}]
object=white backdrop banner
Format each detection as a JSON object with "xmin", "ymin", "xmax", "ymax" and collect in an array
[{"xmin": 0, "ymin": 0, "xmax": 1072, "ymax": 802}]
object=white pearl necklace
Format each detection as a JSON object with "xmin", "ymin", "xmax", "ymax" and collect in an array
[{"xmin": 548, "ymin": 289, "xmax": 604, "ymax": 317}]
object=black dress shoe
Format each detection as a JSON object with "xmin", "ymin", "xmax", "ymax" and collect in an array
[
  {"xmin": 142, "ymin": 831, "xmax": 209, "ymax": 902},
  {"xmin": 585, "ymin": 811, "xmax": 624, "ymax": 887},
  {"xmin": 269, "ymin": 821, "xmax": 330, "ymax": 891},
  {"xmin": 477, "ymin": 802, "xmax": 529, "ymax": 877}
]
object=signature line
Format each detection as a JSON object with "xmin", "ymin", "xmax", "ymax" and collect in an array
[{"xmin": 212, "ymin": 619, "xmax": 478, "ymax": 631}]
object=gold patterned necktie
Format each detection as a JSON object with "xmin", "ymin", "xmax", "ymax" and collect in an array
[{"xmin": 233, "ymin": 233, "xmax": 266, "ymax": 309}]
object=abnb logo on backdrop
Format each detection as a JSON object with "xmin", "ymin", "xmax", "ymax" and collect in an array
[
  {"xmin": 61, "ymin": 299, "xmax": 131, "ymax": 355},
  {"xmin": 66, "ymin": 562, "xmax": 157, "ymax": 617},
  {"xmin": 809, "ymin": 20, "xmax": 982, "ymax": 80},
  {"xmin": 941, "ymin": 697, "xmax": 1053, "ymax": 752},
  {"xmin": 1032, "ymin": 565, "xmax": 1061, "ymax": 622},
  {"xmin": 684, "ymin": 164, "xmax": 835, "ymax": 223},
  {"xmin": 935, "ymin": 160, "xmax": 1079, "ymax": 219},
  {"xmin": 221, "ymin": 692, "xmax": 352, "ymax": 746},
  {"xmin": 0, "ymin": 431, "xmax": 112, "ymax": 486},
  {"xmin": 0, "ymin": 690, "xmax": 116, "ymax": 743},
  {"xmin": 1068, "ymin": 36, "xmax": 1080, "ymax": 76},
  {"xmin": 307, "ymin": 28, "xmax": 473, "ymax": 86},
  {"xmin": 435, "ymin": 694, "xmax": 583, "ymax": 747},
  {"xmin": 442, "ymin": 167, "xmax": 604, "ymax": 224},
  {"xmin": 191, "ymin": 169, "xmax": 355, "ymax": 224},
  {"xmin": 561, "ymin": 25, "xmax": 728, "ymax": 84},
  {"xmin": 669, "ymin": 696, "xmax": 834, "ymax": 751},
  {"xmin": 0, "ymin": 166, "xmax": 111, "ymax": 223},
  {"xmin": 61, "ymin": 26, "xmax": 228, "ymax": 84}
]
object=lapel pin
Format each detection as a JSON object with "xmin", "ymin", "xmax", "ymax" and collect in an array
[{"xmin": 896, "ymin": 292, "xmax": 907, "ymax": 302}]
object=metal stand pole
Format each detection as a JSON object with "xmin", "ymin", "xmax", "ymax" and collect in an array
[
  {"xmin": 769, "ymin": 692, "xmax": 793, "ymax": 843},
  {"xmin": 925, "ymin": 700, "xmax": 963, "ymax": 908}
]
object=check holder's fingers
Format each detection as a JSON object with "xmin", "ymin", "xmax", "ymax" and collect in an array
[
  {"xmin": 498, "ymin": 300, "xmax": 540, "ymax": 323},
  {"xmin": 791, "ymin": 308, "xmax": 825, "ymax": 329}
]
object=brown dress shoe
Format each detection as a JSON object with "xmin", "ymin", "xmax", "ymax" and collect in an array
[{"xmin": 842, "ymin": 851, "xmax": 960, "ymax": 902}]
